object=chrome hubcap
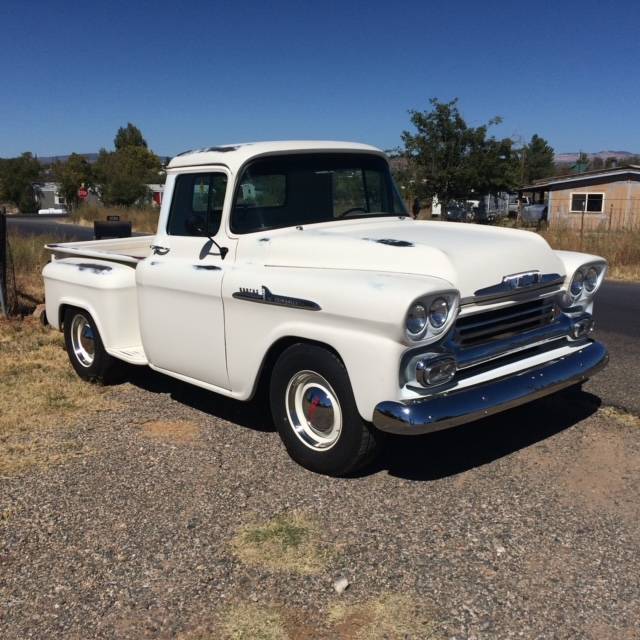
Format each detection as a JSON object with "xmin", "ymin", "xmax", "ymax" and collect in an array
[
  {"xmin": 70, "ymin": 314, "xmax": 95, "ymax": 367},
  {"xmin": 285, "ymin": 371, "xmax": 342, "ymax": 451}
]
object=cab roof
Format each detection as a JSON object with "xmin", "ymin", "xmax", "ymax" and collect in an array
[{"xmin": 166, "ymin": 140, "xmax": 386, "ymax": 172}]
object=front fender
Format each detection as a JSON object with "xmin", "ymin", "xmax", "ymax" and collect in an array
[{"xmin": 222, "ymin": 265, "xmax": 455, "ymax": 420}]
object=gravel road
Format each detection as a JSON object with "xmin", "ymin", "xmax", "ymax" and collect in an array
[{"xmin": 2, "ymin": 357, "xmax": 640, "ymax": 638}]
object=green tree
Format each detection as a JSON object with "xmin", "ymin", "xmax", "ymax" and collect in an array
[
  {"xmin": 521, "ymin": 134, "xmax": 555, "ymax": 183},
  {"xmin": 52, "ymin": 153, "xmax": 93, "ymax": 210},
  {"xmin": 0, "ymin": 152, "xmax": 41, "ymax": 212},
  {"xmin": 589, "ymin": 156, "xmax": 604, "ymax": 170},
  {"xmin": 572, "ymin": 152, "xmax": 590, "ymax": 174},
  {"xmin": 114, "ymin": 122, "xmax": 148, "ymax": 150},
  {"xmin": 605, "ymin": 156, "xmax": 618, "ymax": 169},
  {"xmin": 401, "ymin": 98, "xmax": 516, "ymax": 204},
  {"xmin": 94, "ymin": 145, "xmax": 161, "ymax": 206}
]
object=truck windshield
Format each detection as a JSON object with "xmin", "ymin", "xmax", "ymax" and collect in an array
[{"xmin": 230, "ymin": 153, "xmax": 407, "ymax": 234}]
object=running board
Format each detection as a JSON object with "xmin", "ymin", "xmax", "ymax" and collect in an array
[{"xmin": 107, "ymin": 346, "xmax": 148, "ymax": 365}]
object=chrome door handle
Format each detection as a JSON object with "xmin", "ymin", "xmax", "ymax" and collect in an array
[{"xmin": 150, "ymin": 245, "xmax": 170, "ymax": 255}]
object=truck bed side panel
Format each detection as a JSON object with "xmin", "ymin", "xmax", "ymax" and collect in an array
[{"xmin": 43, "ymin": 257, "xmax": 143, "ymax": 354}]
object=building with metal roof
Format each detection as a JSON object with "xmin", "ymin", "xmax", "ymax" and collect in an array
[{"xmin": 520, "ymin": 165, "xmax": 640, "ymax": 230}]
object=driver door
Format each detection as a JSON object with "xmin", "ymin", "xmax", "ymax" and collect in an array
[{"xmin": 137, "ymin": 170, "xmax": 233, "ymax": 390}]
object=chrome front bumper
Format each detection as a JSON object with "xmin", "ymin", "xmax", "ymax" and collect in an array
[{"xmin": 372, "ymin": 340, "xmax": 608, "ymax": 435}]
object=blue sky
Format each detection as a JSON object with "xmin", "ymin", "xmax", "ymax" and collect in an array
[{"xmin": 1, "ymin": 0, "xmax": 639, "ymax": 157}]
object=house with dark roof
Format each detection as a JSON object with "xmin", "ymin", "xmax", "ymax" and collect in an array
[{"xmin": 520, "ymin": 165, "xmax": 640, "ymax": 230}]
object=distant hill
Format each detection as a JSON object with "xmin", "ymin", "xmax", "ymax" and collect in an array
[
  {"xmin": 36, "ymin": 153, "xmax": 99, "ymax": 165},
  {"xmin": 555, "ymin": 150, "xmax": 637, "ymax": 164},
  {"xmin": 36, "ymin": 152, "xmax": 171, "ymax": 166}
]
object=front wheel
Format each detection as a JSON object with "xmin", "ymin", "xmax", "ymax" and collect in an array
[
  {"xmin": 63, "ymin": 308, "xmax": 123, "ymax": 383},
  {"xmin": 270, "ymin": 343, "xmax": 380, "ymax": 476}
]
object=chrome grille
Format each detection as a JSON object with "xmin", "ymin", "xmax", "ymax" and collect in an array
[{"xmin": 454, "ymin": 298, "xmax": 558, "ymax": 347}]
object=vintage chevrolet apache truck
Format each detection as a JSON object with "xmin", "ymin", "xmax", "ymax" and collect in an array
[{"xmin": 43, "ymin": 141, "xmax": 608, "ymax": 475}]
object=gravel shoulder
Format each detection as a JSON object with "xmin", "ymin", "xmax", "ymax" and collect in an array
[{"xmin": 2, "ymin": 364, "xmax": 640, "ymax": 639}]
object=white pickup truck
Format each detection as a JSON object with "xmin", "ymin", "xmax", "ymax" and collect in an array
[{"xmin": 43, "ymin": 141, "xmax": 608, "ymax": 476}]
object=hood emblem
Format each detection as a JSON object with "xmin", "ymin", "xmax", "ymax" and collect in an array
[{"xmin": 502, "ymin": 271, "xmax": 541, "ymax": 289}]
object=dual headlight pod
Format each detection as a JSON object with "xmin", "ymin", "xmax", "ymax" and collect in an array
[
  {"xmin": 405, "ymin": 292, "xmax": 459, "ymax": 341},
  {"xmin": 568, "ymin": 262, "xmax": 606, "ymax": 302}
]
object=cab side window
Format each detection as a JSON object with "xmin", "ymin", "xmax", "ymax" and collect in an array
[{"xmin": 167, "ymin": 172, "xmax": 228, "ymax": 236}]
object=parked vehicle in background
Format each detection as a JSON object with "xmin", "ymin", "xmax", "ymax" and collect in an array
[
  {"xmin": 444, "ymin": 200, "xmax": 473, "ymax": 222},
  {"xmin": 522, "ymin": 203, "xmax": 548, "ymax": 225},
  {"xmin": 38, "ymin": 207, "xmax": 68, "ymax": 215},
  {"xmin": 43, "ymin": 140, "xmax": 608, "ymax": 476},
  {"xmin": 508, "ymin": 194, "xmax": 529, "ymax": 218},
  {"xmin": 473, "ymin": 198, "xmax": 499, "ymax": 224}
]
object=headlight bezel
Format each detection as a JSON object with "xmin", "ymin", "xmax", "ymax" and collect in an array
[
  {"xmin": 404, "ymin": 291, "xmax": 459, "ymax": 342},
  {"xmin": 566, "ymin": 261, "xmax": 607, "ymax": 305},
  {"xmin": 405, "ymin": 303, "xmax": 428, "ymax": 338}
]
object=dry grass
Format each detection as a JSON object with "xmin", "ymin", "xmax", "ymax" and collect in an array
[
  {"xmin": 0, "ymin": 318, "xmax": 114, "ymax": 475},
  {"xmin": 69, "ymin": 203, "xmax": 159, "ymax": 234},
  {"xmin": 328, "ymin": 593, "xmax": 440, "ymax": 640},
  {"xmin": 198, "ymin": 593, "xmax": 441, "ymax": 640},
  {"xmin": 600, "ymin": 406, "xmax": 640, "ymax": 429},
  {"xmin": 139, "ymin": 419, "xmax": 201, "ymax": 444},
  {"xmin": 221, "ymin": 604, "xmax": 288, "ymax": 640},
  {"xmin": 6, "ymin": 231, "xmax": 56, "ymax": 312},
  {"xmin": 540, "ymin": 225, "xmax": 640, "ymax": 281},
  {"xmin": 231, "ymin": 512, "xmax": 331, "ymax": 574}
]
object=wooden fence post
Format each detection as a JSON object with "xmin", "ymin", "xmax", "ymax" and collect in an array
[{"xmin": 0, "ymin": 208, "xmax": 7, "ymax": 316}]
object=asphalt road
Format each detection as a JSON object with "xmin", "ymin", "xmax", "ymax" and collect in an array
[
  {"xmin": 589, "ymin": 280, "xmax": 640, "ymax": 414},
  {"xmin": 7, "ymin": 214, "xmax": 640, "ymax": 412},
  {"xmin": 7, "ymin": 214, "xmax": 96, "ymax": 240}
]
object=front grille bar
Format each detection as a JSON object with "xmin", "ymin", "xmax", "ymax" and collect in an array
[{"xmin": 454, "ymin": 299, "xmax": 559, "ymax": 348}]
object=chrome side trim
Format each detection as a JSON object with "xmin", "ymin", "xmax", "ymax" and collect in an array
[
  {"xmin": 232, "ymin": 286, "xmax": 321, "ymax": 311},
  {"xmin": 375, "ymin": 341, "xmax": 608, "ymax": 435}
]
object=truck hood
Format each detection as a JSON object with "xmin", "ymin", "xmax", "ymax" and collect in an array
[{"xmin": 246, "ymin": 218, "xmax": 565, "ymax": 299}]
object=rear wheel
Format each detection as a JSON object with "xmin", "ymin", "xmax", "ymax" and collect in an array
[
  {"xmin": 270, "ymin": 343, "xmax": 380, "ymax": 476},
  {"xmin": 63, "ymin": 308, "xmax": 123, "ymax": 383}
]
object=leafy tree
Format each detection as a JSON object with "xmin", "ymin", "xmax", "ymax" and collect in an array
[
  {"xmin": 52, "ymin": 153, "xmax": 93, "ymax": 210},
  {"xmin": 470, "ymin": 136, "xmax": 519, "ymax": 196},
  {"xmin": 0, "ymin": 152, "xmax": 41, "ymax": 212},
  {"xmin": 94, "ymin": 145, "xmax": 161, "ymax": 206},
  {"xmin": 590, "ymin": 157, "xmax": 604, "ymax": 170},
  {"xmin": 114, "ymin": 122, "xmax": 148, "ymax": 150},
  {"xmin": 521, "ymin": 134, "xmax": 555, "ymax": 183},
  {"xmin": 401, "ymin": 98, "xmax": 516, "ymax": 204},
  {"xmin": 572, "ymin": 152, "xmax": 590, "ymax": 174},
  {"xmin": 605, "ymin": 156, "xmax": 618, "ymax": 169}
]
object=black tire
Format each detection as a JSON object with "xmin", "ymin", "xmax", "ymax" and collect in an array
[
  {"xmin": 63, "ymin": 307, "xmax": 123, "ymax": 384},
  {"xmin": 269, "ymin": 343, "xmax": 380, "ymax": 476}
]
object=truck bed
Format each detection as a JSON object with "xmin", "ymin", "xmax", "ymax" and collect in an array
[{"xmin": 45, "ymin": 235, "xmax": 154, "ymax": 265}]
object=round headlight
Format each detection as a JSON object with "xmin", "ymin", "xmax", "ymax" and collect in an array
[
  {"xmin": 570, "ymin": 269, "xmax": 585, "ymax": 298},
  {"xmin": 406, "ymin": 303, "xmax": 428, "ymax": 336},
  {"xmin": 428, "ymin": 297, "xmax": 449, "ymax": 328},
  {"xmin": 585, "ymin": 266, "xmax": 599, "ymax": 292}
]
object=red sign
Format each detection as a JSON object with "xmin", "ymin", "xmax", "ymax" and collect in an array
[{"xmin": 78, "ymin": 188, "xmax": 88, "ymax": 200}]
